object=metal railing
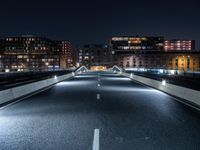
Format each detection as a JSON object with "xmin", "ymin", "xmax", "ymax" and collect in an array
[{"xmin": 124, "ymin": 67, "xmax": 200, "ymax": 78}]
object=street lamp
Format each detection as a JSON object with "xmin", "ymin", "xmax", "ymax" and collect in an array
[
  {"xmin": 162, "ymin": 79, "xmax": 166, "ymax": 86},
  {"xmin": 130, "ymin": 73, "xmax": 133, "ymax": 78}
]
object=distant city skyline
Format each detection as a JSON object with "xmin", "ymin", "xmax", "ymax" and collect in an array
[
  {"xmin": 0, "ymin": 0, "xmax": 200, "ymax": 49},
  {"xmin": 0, "ymin": 34, "xmax": 199, "ymax": 50}
]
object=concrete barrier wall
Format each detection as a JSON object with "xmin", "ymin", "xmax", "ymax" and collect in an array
[
  {"xmin": 0, "ymin": 73, "xmax": 73, "ymax": 105},
  {"xmin": 122, "ymin": 72, "xmax": 200, "ymax": 107}
]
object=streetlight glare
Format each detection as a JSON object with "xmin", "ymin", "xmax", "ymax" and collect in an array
[{"xmin": 162, "ymin": 80, "xmax": 166, "ymax": 86}]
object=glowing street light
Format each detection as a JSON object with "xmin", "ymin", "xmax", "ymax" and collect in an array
[
  {"xmin": 162, "ymin": 79, "xmax": 166, "ymax": 86},
  {"xmin": 5, "ymin": 69, "xmax": 10, "ymax": 72},
  {"xmin": 130, "ymin": 73, "xmax": 133, "ymax": 78}
]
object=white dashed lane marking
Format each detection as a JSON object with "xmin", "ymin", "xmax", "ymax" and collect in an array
[
  {"xmin": 93, "ymin": 129, "xmax": 100, "ymax": 150},
  {"xmin": 97, "ymin": 94, "xmax": 100, "ymax": 100}
]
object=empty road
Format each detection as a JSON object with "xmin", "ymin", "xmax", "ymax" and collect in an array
[{"xmin": 0, "ymin": 71, "xmax": 200, "ymax": 150}]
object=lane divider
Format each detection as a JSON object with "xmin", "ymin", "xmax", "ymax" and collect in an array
[
  {"xmin": 93, "ymin": 129, "xmax": 100, "ymax": 150},
  {"xmin": 98, "ymin": 73, "xmax": 100, "ymax": 82},
  {"xmin": 97, "ymin": 94, "xmax": 100, "ymax": 100}
]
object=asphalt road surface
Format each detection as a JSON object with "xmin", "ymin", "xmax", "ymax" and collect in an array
[{"xmin": 0, "ymin": 71, "xmax": 200, "ymax": 150}]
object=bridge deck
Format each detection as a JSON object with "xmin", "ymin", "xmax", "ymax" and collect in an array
[{"xmin": 0, "ymin": 71, "xmax": 200, "ymax": 150}]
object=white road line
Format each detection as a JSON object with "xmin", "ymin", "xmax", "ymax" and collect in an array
[
  {"xmin": 97, "ymin": 94, "xmax": 100, "ymax": 100},
  {"xmin": 97, "ymin": 73, "xmax": 100, "ymax": 81},
  {"xmin": 93, "ymin": 129, "xmax": 100, "ymax": 150}
]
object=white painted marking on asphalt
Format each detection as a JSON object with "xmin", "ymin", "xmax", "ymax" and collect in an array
[
  {"xmin": 97, "ymin": 73, "xmax": 100, "ymax": 82},
  {"xmin": 93, "ymin": 129, "xmax": 100, "ymax": 150},
  {"xmin": 97, "ymin": 94, "xmax": 100, "ymax": 100}
]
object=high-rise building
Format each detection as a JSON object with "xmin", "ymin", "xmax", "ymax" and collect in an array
[
  {"xmin": 111, "ymin": 36, "xmax": 164, "ymax": 67},
  {"xmin": 0, "ymin": 35, "xmax": 70, "ymax": 71},
  {"xmin": 56, "ymin": 40, "xmax": 73, "ymax": 68},
  {"xmin": 76, "ymin": 44, "xmax": 112, "ymax": 68},
  {"xmin": 164, "ymin": 40, "xmax": 195, "ymax": 51},
  {"xmin": 62, "ymin": 41, "xmax": 73, "ymax": 67}
]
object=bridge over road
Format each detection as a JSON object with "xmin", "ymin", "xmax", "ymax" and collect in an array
[{"xmin": 0, "ymin": 71, "xmax": 200, "ymax": 150}]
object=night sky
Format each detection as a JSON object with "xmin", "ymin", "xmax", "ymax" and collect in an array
[{"xmin": 0, "ymin": 0, "xmax": 200, "ymax": 49}]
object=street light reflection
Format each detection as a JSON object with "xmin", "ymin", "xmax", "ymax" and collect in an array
[
  {"xmin": 56, "ymin": 81, "xmax": 93, "ymax": 86},
  {"xmin": 75, "ymin": 75, "xmax": 96, "ymax": 78},
  {"xmin": 102, "ymin": 86, "xmax": 156, "ymax": 92},
  {"xmin": 103, "ymin": 77, "xmax": 131, "ymax": 81},
  {"xmin": 162, "ymin": 80, "xmax": 166, "ymax": 86}
]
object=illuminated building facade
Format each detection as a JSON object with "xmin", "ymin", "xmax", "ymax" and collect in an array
[
  {"xmin": 164, "ymin": 40, "xmax": 195, "ymax": 51},
  {"xmin": 0, "ymin": 36, "xmax": 71, "ymax": 71},
  {"xmin": 56, "ymin": 40, "xmax": 73, "ymax": 68},
  {"xmin": 111, "ymin": 36, "xmax": 199, "ymax": 72},
  {"xmin": 165, "ymin": 51, "xmax": 200, "ymax": 71},
  {"xmin": 77, "ymin": 44, "xmax": 112, "ymax": 68},
  {"xmin": 116, "ymin": 51, "xmax": 200, "ymax": 72},
  {"xmin": 111, "ymin": 36, "xmax": 164, "ymax": 67},
  {"xmin": 111, "ymin": 36, "xmax": 164, "ymax": 53},
  {"xmin": 57, "ymin": 40, "xmax": 73, "ymax": 67},
  {"xmin": 115, "ymin": 51, "xmax": 165, "ymax": 68}
]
